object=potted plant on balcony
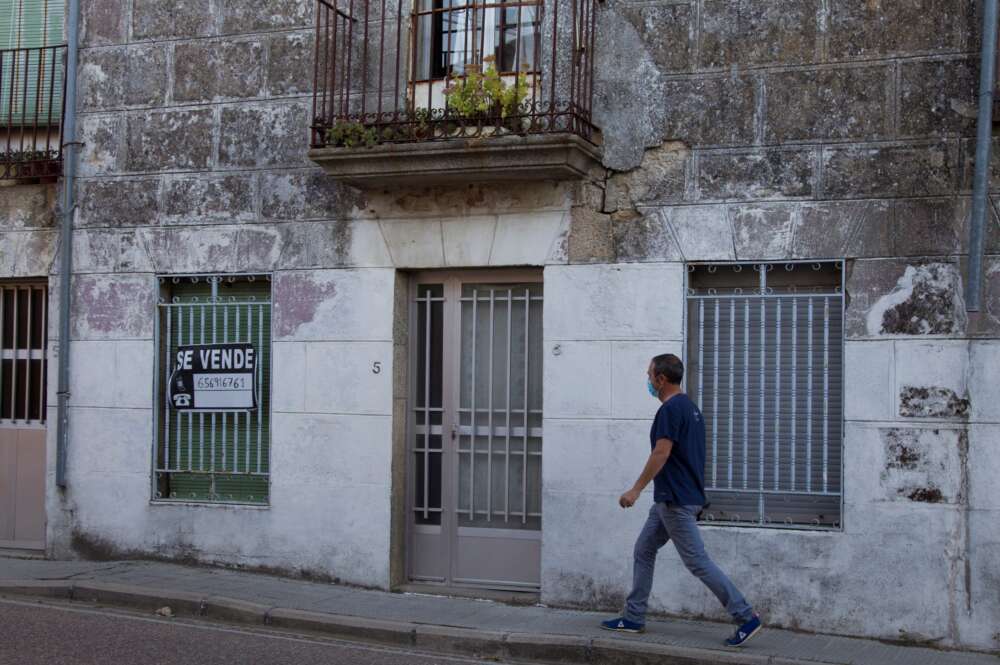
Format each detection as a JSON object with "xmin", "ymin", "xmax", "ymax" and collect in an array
[
  {"xmin": 322, "ymin": 57, "xmax": 530, "ymax": 147},
  {"xmin": 442, "ymin": 56, "xmax": 529, "ymax": 139},
  {"xmin": 326, "ymin": 121, "xmax": 379, "ymax": 148}
]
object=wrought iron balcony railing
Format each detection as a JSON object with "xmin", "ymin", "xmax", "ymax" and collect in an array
[
  {"xmin": 310, "ymin": 0, "xmax": 598, "ymax": 149},
  {"xmin": 0, "ymin": 44, "xmax": 66, "ymax": 181}
]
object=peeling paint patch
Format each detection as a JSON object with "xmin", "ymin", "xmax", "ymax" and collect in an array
[
  {"xmin": 880, "ymin": 428, "xmax": 963, "ymax": 503},
  {"xmin": 3, "ymin": 229, "xmax": 59, "ymax": 276},
  {"xmin": 0, "ymin": 183, "xmax": 56, "ymax": 230},
  {"xmin": 904, "ymin": 487, "xmax": 945, "ymax": 503},
  {"xmin": 865, "ymin": 263, "xmax": 967, "ymax": 336},
  {"xmin": 71, "ymin": 275, "xmax": 156, "ymax": 339},
  {"xmin": 271, "ymin": 272, "xmax": 337, "ymax": 339},
  {"xmin": 899, "ymin": 386, "xmax": 970, "ymax": 418},
  {"xmin": 886, "ymin": 435, "xmax": 922, "ymax": 469}
]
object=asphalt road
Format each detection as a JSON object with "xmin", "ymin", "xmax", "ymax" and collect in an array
[{"xmin": 0, "ymin": 597, "xmax": 513, "ymax": 665}]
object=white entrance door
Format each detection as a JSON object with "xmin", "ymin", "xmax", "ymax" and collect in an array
[{"xmin": 408, "ymin": 270, "xmax": 543, "ymax": 590}]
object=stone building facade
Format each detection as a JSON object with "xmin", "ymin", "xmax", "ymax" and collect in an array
[{"xmin": 1, "ymin": 0, "xmax": 999, "ymax": 652}]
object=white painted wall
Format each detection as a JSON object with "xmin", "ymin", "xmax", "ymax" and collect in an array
[
  {"xmin": 47, "ymin": 208, "xmax": 572, "ymax": 589},
  {"xmin": 539, "ymin": 262, "xmax": 1000, "ymax": 651},
  {"xmin": 50, "ymin": 267, "xmax": 398, "ymax": 587},
  {"xmin": 39, "ymin": 212, "xmax": 1000, "ymax": 650}
]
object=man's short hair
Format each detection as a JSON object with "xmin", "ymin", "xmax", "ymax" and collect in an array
[{"xmin": 651, "ymin": 353, "xmax": 684, "ymax": 385}]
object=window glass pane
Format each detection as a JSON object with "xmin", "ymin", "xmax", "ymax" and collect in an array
[
  {"xmin": 413, "ymin": 0, "xmax": 539, "ymax": 81},
  {"xmin": 414, "ymin": 10, "xmax": 433, "ymax": 79},
  {"xmin": 0, "ymin": 282, "xmax": 47, "ymax": 424}
]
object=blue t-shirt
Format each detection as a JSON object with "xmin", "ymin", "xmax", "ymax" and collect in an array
[{"xmin": 650, "ymin": 393, "xmax": 707, "ymax": 506}]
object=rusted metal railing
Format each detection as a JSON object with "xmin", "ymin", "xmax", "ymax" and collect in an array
[
  {"xmin": 0, "ymin": 44, "xmax": 67, "ymax": 181},
  {"xmin": 311, "ymin": 0, "xmax": 597, "ymax": 147}
]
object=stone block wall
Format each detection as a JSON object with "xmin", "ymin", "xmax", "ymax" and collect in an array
[
  {"xmin": 0, "ymin": 184, "xmax": 59, "ymax": 278},
  {"xmin": 1, "ymin": 0, "xmax": 994, "ymax": 650}
]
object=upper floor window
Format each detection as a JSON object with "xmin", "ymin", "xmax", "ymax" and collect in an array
[
  {"xmin": 310, "ymin": 0, "xmax": 598, "ymax": 147},
  {"xmin": 412, "ymin": 0, "xmax": 539, "ymax": 81},
  {"xmin": 0, "ymin": 0, "xmax": 66, "ymax": 179},
  {"xmin": 0, "ymin": 0, "xmax": 63, "ymax": 50}
]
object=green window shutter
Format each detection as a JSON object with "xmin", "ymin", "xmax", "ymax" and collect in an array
[
  {"xmin": 0, "ymin": 0, "xmax": 64, "ymax": 126},
  {"xmin": 156, "ymin": 277, "xmax": 272, "ymax": 504},
  {"xmin": 0, "ymin": 0, "xmax": 65, "ymax": 50}
]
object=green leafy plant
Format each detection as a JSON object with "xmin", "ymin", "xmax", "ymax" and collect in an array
[
  {"xmin": 326, "ymin": 120, "xmax": 378, "ymax": 148},
  {"xmin": 443, "ymin": 57, "xmax": 530, "ymax": 122},
  {"xmin": 409, "ymin": 106, "xmax": 434, "ymax": 139}
]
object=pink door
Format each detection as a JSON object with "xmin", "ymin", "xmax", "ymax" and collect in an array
[{"xmin": 0, "ymin": 282, "xmax": 48, "ymax": 551}]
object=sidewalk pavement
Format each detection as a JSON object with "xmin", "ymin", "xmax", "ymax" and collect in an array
[{"xmin": 1, "ymin": 557, "xmax": 997, "ymax": 665}]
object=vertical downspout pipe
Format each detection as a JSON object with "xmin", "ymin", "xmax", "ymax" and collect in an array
[
  {"xmin": 967, "ymin": 0, "xmax": 998, "ymax": 312},
  {"xmin": 56, "ymin": 0, "xmax": 81, "ymax": 487}
]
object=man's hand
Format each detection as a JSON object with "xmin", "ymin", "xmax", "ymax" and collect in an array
[{"xmin": 619, "ymin": 488, "xmax": 640, "ymax": 508}]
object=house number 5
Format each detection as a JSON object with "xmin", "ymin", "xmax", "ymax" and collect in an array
[{"xmin": 372, "ymin": 361, "xmax": 382, "ymax": 374}]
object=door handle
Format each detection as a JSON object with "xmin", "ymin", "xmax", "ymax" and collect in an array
[{"xmin": 451, "ymin": 423, "xmax": 458, "ymax": 441}]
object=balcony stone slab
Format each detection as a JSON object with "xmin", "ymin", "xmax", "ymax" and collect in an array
[{"xmin": 308, "ymin": 133, "xmax": 603, "ymax": 187}]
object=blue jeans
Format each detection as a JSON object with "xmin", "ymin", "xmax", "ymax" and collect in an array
[{"xmin": 623, "ymin": 502, "xmax": 753, "ymax": 625}]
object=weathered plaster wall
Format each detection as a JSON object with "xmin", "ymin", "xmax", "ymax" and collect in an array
[
  {"xmin": 49, "ymin": 0, "xmax": 576, "ymax": 588},
  {"xmin": 0, "ymin": 183, "xmax": 59, "ymax": 277},
  {"xmin": 539, "ymin": 0, "xmax": 1000, "ymax": 652},
  {"xmin": 32, "ymin": 0, "xmax": 1000, "ymax": 650}
]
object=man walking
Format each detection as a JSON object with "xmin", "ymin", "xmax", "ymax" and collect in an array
[{"xmin": 600, "ymin": 353, "xmax": 762, "ymax": 647}]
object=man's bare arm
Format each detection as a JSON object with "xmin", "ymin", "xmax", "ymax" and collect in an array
[{"xmin": 619, "ymin": 438, "xmax": 673, "ymax": 508}]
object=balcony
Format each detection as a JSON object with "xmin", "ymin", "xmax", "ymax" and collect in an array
[
  {"xmin": 308, "ymin": 0, "xmax": 602, "ymax": 187},
  {"xmin": 0, "ymin": 45, "xmax": 66, "ymax": 182}
]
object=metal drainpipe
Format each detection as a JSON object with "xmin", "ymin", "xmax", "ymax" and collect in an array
[
  {"xmin": 56, "ymin": 0, "xmax": 82, "ymax": 487},
  {"xmin": 967, "ymin": 0, "xmax": 999, "ymax": 313}
]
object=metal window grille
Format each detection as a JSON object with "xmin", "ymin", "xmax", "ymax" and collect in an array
[
  {"xmin": 311, "ymin": 0, "xmax": 598, "ymax": 146},
  {"xmin": 0, "ymin": 0, "xmax": 67, "ymax": 180},
  {"xmin": 413, "ymin": 284, "xmax": 444, "ymax": 525},
  {"xmin": 686, "ymin": 262, "xmax": 844, "ymax": 529},
  {"xmin": 0, "ymin": 45, "xmax": 66, "ymax": 180},
  {"xmin": 411, "ymin": 281, "xmax": 543, "ymax": 529},
  {"xmin": 457, "ymin": 283, "xmax": 543, "ymax": 529},
  {"xmin": 0, "ymin": 281, "xmax": 48, "ymax": 426},
  {"xmin": 154, "ymin": 275, "xmax": 272, "ymax": 504}
]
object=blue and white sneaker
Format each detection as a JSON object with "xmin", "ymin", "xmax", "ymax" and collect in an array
[
  {"xmin": 725, "ymin": 613, "xmax": 762, "ymax": 647},
  {"xmin": 600, "ymin": 616, "xmax": 646, "ymax": 633}
]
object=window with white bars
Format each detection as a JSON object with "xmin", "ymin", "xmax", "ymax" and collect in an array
[
  {"xmin": 0, "ymin": 281, "xmax": 47, "ymax": 425},
  {"xmin": 154, "ymin": 275, "xmax": 271, "ymax": 504},
  {"xmin": 686, "ymin": 262, "xmax": 844, "ymax": 529}
]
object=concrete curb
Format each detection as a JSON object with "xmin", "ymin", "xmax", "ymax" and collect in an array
[
  {"xmin": 0, "ymin": 579, "xmax": 73, "ymax": 599},
  {"xmin": 268, "ymin": 608, "xmax": 418, "ymax": 648},
  {"xmin": 201, "ymin": 596, "xmax": 272, "ymax": 625},
  {"xmin": 73, "ymin": 582, "xmax": 206, "ymax": 617},
  {"xmin": 505, "ymin": 633, "xmax": 592, "ymax": 663},
  {"xmin": 0, "ymin": 580, "xmax": 803, "ymax": 665},
  {"xmin": 414, "ymin": 624, "xmax": 508, "ymax": 659}
]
